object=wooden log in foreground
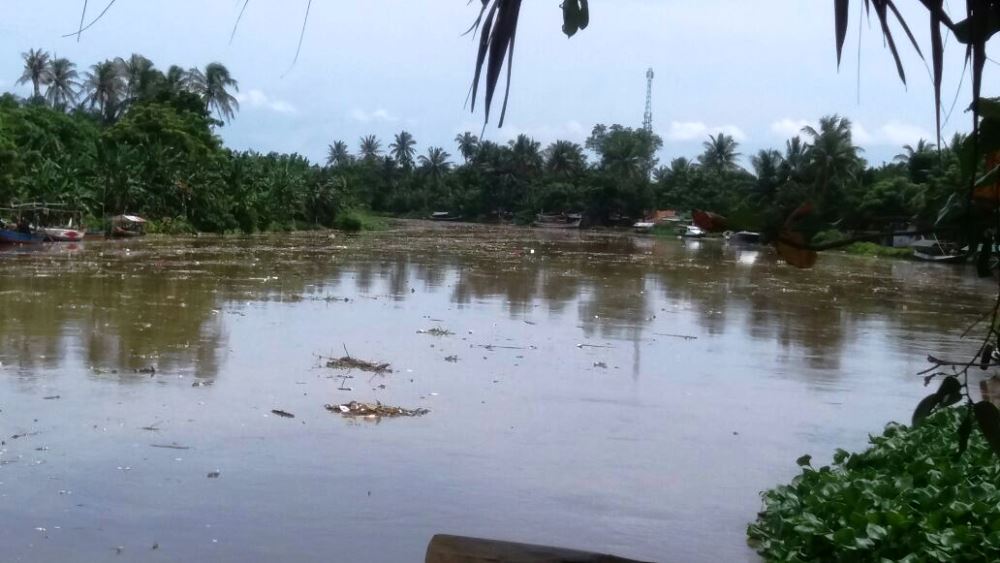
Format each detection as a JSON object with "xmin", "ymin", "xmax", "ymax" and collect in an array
[{"xmin": 425, "ymin": 535, "xmax": 655, "ymax": 563}]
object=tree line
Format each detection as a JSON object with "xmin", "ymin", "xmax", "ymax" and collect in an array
[{"xmin": 0, "ymin": 49, "xmax": 965, "ymax": 237}]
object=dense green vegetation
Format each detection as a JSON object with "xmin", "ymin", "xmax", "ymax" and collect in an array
[
  {"xmin": 748, "ymin": 408, "xmax": 1000, "ymax": 561},
  {"xmin": 0, "ymin": 49, "xmax": 967, "ymax": 236}
]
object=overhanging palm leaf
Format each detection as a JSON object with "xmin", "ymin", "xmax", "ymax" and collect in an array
[{"xmin": 466, "ymin": 0, "xmax": 588, "ymax": 128}]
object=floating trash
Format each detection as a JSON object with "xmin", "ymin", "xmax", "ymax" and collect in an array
[
  {"xmin": 325, "ymin": 356, "xmax": 392, "ymax": 374},
  {"xmin": 325, "ymin": 401, "xmax": 429, "ymax": 418},
  {"xmin": 418, "ymin": 327, "xmax": 454, "ymax": 337}
]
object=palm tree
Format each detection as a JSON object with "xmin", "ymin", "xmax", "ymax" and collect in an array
[
  {"xmin": 418, "ymin": 147, "xmax": 452, "ymax": 180},
  {"xmin": 894, "ymin": 138, "xmax": 937, "ymax": 185},
  {"xmin": 83, "ymin": 60, "xmax": 125, "ymax": 122},
  {"xmin": 751, "ymin": 149, "xmax": 784, "ymax": 179},
  {"xmin": 164, "ymin": 65, "xmax": 190, "ymax": 94},
  {"xmin": 751, "ymin": 149, "xmax": 785, "ymax": 199},
  {"xmin": 782, "ymin": 136, "xmax": 808, "ymax": 182},
  {"xmin": 894, "ymin": 139, "xmax": 936, "ymax": 164},
  {"xmin": 543, "ymin": 140, "xmax": 586, "ymax": 177},
  {"xmin": 698, "ymin": 133, "xmax": 741, "ymax": 173},
  {"xmin": 45, "ymin": 57, "xmax": 79, "ymax": 108},
  {"xmin": 359, "ymin": 135, "xmax": 382, "ymax": 162},
  {"xmin": 18, "ymin": 49, "xmax": 52, "ymax": 99},
  {"xmin": 508, "ymin": 134, "xmax": 543, "ymax": 176},
  {"xmin": 188, "ymin": 62, "xmax": 240, "ymax": 122},
  {"xmin": 117, "ymin": 53, "xmax": 155, "ymax": 102},
  {"xmin": 801, "ymin": 114, "xmax": 861, "ymax": 195},
  {"xmin": 326, "ymin": 141, "xmax": 352, "ymax": 167},
  {"xmin": 454, "ymin": 132, "xmax": 480, "ymax": 163},
  {"xmin": 389, "ymin": 131, "xmax": 417, "ymax": 168}
]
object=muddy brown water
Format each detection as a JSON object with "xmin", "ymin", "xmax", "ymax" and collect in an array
[{"xmin": 0, "ymin": 223, "xmax": 993, "ymax": 562}]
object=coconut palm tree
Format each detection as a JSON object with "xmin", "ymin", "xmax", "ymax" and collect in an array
[
  {"xmin": 801, "ymin": 114, "xmax": 861, "ymax": 195},
  {"xmin": 418, "ymin": 147, "xmax": 452, "ymax": 180},
  {"xmin": 17, "ymin": 49, "xmax": 52, "ymax": 99},
  {"xmin": 116, "ymin": 53, "xmax": 155, "ymax": 102},
  {"xmin": 894, "ymin": 139, "xmax": 936, "ymax": 164},
  {"xmin": 543, "ymin": 140, "xmax": 586, "ymax": 177},
  {"xmin": 359, "ymin": 135, "xmax": 382, "ymax": 162},
  {"xmin": 164, "ymin": 65, "xmax": 190, "ymax": 94},
  {"xmin": 454, "ymin": 132, "xmax": 480, "ymax": 163},
  {"xmin": 389, "ymin": 131, "xmax": 417, "ymax": 168},
  {"xmin": 82, "ymin": 60, "xmax": 125, "ymax": 122},
  {"xmin": 698, "ymin": 133, "xmax": 741, "ymax": 173},
  {"xmin": 45, "ymin": 57, "xmax": 79, "ymax": 108},
  {"xmin": 326, "ymin": 141, "xmax": 352, "ymax": 167},
  {"xmin": 508, "ymin": 134, "xmax": 543, "ymax": 177},
  {"xmin": 751, "ymin": 149, "xmax": 785, "ymax": 199},
  {"xmin": 188, "ymin": 62, "xmax": 240, "ymax": 122},
  {"xmin": 751, "ymin": 149, "xmax": 784, "ymax": 179}
]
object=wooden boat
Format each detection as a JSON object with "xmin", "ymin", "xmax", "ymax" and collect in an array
[
  {"xmin": 725, "ymin": 230, "xmax": 761, "ymax": 244},
  {"xmin": 426, "ymin": 535, "xmax": 651, "ymax": 563},
  {"xmin": 535, "ymin": 212, "xmax": 582, "ymax": 229},
  {"xmin": 913, "ymin": 248, "xmax": 968, "ymax": 263},
  {"xmin": 911, "ymin": 239, "xmax": 967, "ymax": 263},
  {"xmin": 111, "ymin": 214, "xmax": 148, "ymax": 238},
  {"xmin": 4, "ymin": 203, "xmax": 86, "ymax": 243},
  {"xmin": 536, "ymin": 218, "xmax": 582, "ymax": 229},
  {"xmin": 429, "ymin": 212, "xmax": 461, "ymax": 222},
  {"xmin": 682, "ymin": 225, "xmax": 706, "ymax": 238},
  {"xmin": 0, "ymin": 227, "xmax": 43, "ymax": 244},
  {"xmin": 535, "ymin": 213, "xmax": 566, "ymax": 224}
]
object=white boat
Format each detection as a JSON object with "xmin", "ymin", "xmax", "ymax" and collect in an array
[
  {"xmin": 633, "ymin": 221, "xmax": 655, "ymax": 233},
  {"xmin": 682, "ymin": 225, "xmax": 705, "ymax": 238},
  {"xmin": 40, "ymin": 227, "xmax": 85, "ymax": 242}
]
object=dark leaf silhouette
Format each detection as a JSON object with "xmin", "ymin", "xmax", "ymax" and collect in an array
[
  {"xmin": 912, "ymin": 393, "xmax": 940, "ymax": 427},
  {"xmin": 973, "ymin": 401, "xmax": 1000, "ymax": 457},
  {"xmin": 935, "ymin": 375, "xmax": 963, "ymax": 407},
  {"xmin": 957, "ymin": 407, "xmax": 973, "ymax": 458}
]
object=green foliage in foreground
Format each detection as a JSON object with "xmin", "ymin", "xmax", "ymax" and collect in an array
[{"xmin": 748, "ymin": 408, "xmax": 1000, "ymax": 562}]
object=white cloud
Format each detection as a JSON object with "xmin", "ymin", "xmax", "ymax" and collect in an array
[
  {"xmin": 235, "ymin": 89, "xmax": 297, "ymax": 114},
  {"xmin": 350, "ymin": 108, "xmax": 398, "ymax": 123},
  {"xmin": 769, "ymin": 118, "xmax": 928, "ymax": 148},
  {"xmin": 665, "ymin": 121, "xmax": 746, "ymax": 142},
  {"xmin": 851, "ymin": 122, "xmax": 874, "ymax": 144},
  {"xmin": 878, "ymin": 121, "xmax": 932, "ymax": 146},
  {"xmin": 769, "ymin": 118, "xmax": 814, "ymax": 138},
  {"xmin": 851, "ymin": 121, "xmax": 928, "ymax": 146}
]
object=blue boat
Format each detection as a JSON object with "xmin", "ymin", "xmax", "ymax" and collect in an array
[{"xmin": 0, "ymin": 228, "xmax": 43, "ymax": 244}]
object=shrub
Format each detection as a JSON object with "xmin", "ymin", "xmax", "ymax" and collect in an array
[
  {"xmin": 146, "ymin": 216, "xmax": 196, "ymax": 235},
  {"xmin": 845, "ymin": 241, "xmax": 912, "ymax": 259},
  {"xmin": 812, "ymin": 229, "xmax": 847, "ymax": 246},
  {"xmin": 333, "ymin": 209, "xmax": 387, "ymax": 232},
  {"xmin": 748, "ymin": 408, "xmax": 1000, "ymax": 561}
]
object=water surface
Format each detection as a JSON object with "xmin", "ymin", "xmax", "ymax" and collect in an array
[{"xmin": 0, "ymin": 223, "xmax": 992, "ymax": 562}]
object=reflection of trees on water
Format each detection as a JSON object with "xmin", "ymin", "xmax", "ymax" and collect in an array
[
  {"xmin": 0, "ymin": 232, "xmax": 991, "ymax": 385},
  {"xmin": 0, "ymin": 262, "xmax": 226, "ymax": 380}
]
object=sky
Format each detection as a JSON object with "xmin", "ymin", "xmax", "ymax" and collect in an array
[{"xmin": 2, "ymin": 0, "xmax": 999, "ymax": 168}]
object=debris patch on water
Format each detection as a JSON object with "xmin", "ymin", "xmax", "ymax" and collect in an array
[
  {"xmin": 325, "ymin": 356, "xmax": 392, "ymax": 374},
  {"xmin": 325, "ymin": 401, "xmax": 428, "ymax": 418}
]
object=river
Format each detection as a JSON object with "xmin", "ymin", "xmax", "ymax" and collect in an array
[{"xmin": 0, "ymin": 223, "xmax": 993, "ymax": 562}]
